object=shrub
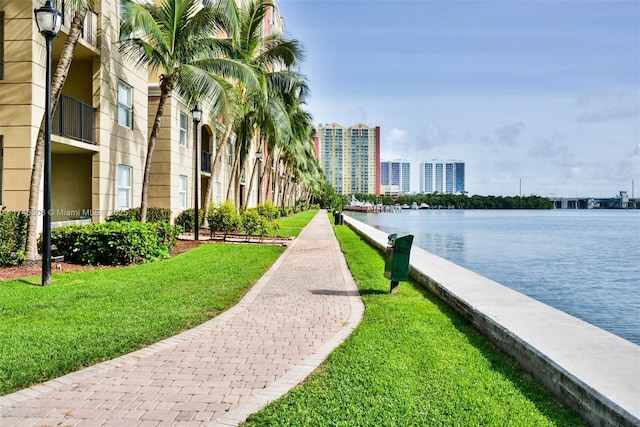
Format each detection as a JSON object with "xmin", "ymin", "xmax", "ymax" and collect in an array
[
  {"xmin": 106, "ymin": 209, "xmax": 137, "ymax": 222},
  {"xmin": 241, "ymin": 209, "xmax": 262, "ymax": 239},
  {"xmin": 107, "ymin": 207, "xmax": 171, "ymax": 223},
  {"xmin": 154, "ymin": 222, "xmax": 181, "ymax": 251},
  {"xmin": 174, "ymin": 208, "xmax": 205, "ymax": 233},
  {"xmin": 50, "ymin": 221, "xmax": 178, "ymax": 265},
  {"xmin": 256, "ymin": 216, "xmax": 274, "ymax": 240},
  {"xmin": 207, "ymin": 200, "xmax": 240, "ymax": 240},
  {"xmin": 0, "ymin": 209, "xmax": 27, "ymax": 266},
  {"xmin": 256, "ymin": 201, "xmax": 280, "ymax": 220}
]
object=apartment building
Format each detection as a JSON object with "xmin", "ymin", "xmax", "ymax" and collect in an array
[
  {"xmin": 420, "ymin": 160, "xmax": 465, "ymax": 194},
  {"xmin": 0, "ymin": 0, "xmax": 149, "ymax": 227},
  {"xmin": 315, "ymin": 123, "xmax": 380, "ymax": 195},
  {"xmin": 380, "ymin": 159, "xmax": 410, "ymax": 195},
  {"xmin": 0, "ymin": 0, "xmax": 281, "ymax": 230}
]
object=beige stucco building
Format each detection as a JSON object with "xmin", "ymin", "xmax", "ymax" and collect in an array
[
  {"xmin": 0, "ymin": 0, "xmax": 149, "ymax": 226},
  {"xmin": 0, "ymin": 0, "xmax": 272, "ymax": 230}
]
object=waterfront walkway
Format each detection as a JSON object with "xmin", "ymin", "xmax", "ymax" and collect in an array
[{"xmin": 0, "ymin": 211, "xmax": 364, "ymax": 426}]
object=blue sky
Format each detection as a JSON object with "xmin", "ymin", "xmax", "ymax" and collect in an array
[{"xmin": 277, "ymin": 0, "xmax": 640, "ymax": 196}]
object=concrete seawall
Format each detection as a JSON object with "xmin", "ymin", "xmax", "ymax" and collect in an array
[{"xmin": 343, "ymin": 215, "xmax": 640, "ymax": 427}]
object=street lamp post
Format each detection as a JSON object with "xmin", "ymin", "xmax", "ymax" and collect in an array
[
  {"xmin": 191, "ymin": 104, "xmax": 202, "ymax": 241},
  {"xmin": 255, "ymin": 150, "xmax": 263, "ymax": 205},
  {"xmin": 34, "ymin": 0, "xmax": 62, "ymax": 286}
]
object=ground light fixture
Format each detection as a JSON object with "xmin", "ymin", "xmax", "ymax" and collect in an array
[
  {"xmin": 191, "ymin": 104, "xmax": 202, "ymax": 240},
  {"xmin": 35, "ymin": 0, "xmax": 62, "ymax": 286}
]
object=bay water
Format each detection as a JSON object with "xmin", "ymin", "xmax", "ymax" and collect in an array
[{"xmin": 347, "ymin": 209, "xmax": 640, "ymax": 345}]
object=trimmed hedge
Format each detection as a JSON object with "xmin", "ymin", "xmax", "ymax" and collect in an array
[
  {"xmin": 50, "ymin": 221, "xmax": 180, "ymax": 266},
  {"xmin": 107, "ymin": 207, "xmax": 172, "ymax": 223},
  {"xmin": 0, "ymin": 209, "xmax": 28, "ymax": 266},
  {"xmin": 174, "ymin": 208, "xmax": 205, "ymax": 233}
]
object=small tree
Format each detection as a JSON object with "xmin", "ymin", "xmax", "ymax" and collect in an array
[
  {"xmin": 241, "ymin": 209, "xmax": 261, "ymax": 240},
  {"xmin": 207, "ymin": 200, "xmax": 240, "ymax": 240}
]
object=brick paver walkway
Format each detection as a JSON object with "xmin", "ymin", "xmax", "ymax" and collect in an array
[{"xmin": 0, "ymin": 210, "xmax": 364, "ymax": 426}]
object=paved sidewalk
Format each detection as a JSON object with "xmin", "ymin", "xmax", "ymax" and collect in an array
[{"xmin": 0, "ymin": 211, "xmax": 364, "ymax": 426}]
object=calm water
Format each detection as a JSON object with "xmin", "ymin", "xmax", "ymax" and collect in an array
[{"xmin": 347, "ymin": 209, "xmax": 640, "ymax": 345}]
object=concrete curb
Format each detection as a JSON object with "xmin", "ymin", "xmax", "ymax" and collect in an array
[{"xmin": 343, "ymin": 214, "xmax": 640, "ymax": 427}]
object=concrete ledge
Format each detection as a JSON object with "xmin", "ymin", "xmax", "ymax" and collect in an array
[{"xmin": 343, "ymin": 215, "xmax": 640, "ymax": 427}]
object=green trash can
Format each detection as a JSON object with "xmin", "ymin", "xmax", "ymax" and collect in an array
[{"xmin": 384, "ymin": 233, "xmax": 414, "ymax": 293}]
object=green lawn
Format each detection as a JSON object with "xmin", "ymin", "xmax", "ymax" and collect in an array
[
  {"xmin": 273, "ymin": 209, "xmax": 318, "ymax": 237},
  {"xmin": 0, "ymin": 243, "xmax": 285, "ymax": 396},
  {"xmin": 243, "ymin": 222, "xmax": 585, "ymax": 426}
]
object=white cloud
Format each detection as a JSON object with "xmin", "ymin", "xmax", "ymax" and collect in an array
[
  {"xmin": 529, "ymin": 133, "xmax": 568, "ymax": 159},
  {"xmin": 344, "ymin": 105, "xmax": 368, "ymax": 125},
  {"xmin": 382, "ymin": 128, "xmax": 408, "ymax": 159},
  {"xmin": 576, "ymin": 88, "xmax": 640, "ymax": 123}
]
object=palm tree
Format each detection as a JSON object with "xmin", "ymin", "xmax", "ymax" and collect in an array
[
  {"xmin": 24, "ymin": 0, "xmax": 96, "ymax": 263},
  {"xmin": 119, "ymin": 0, "xmax": 257, "ymax": 222},
  {"xmin": 222, "ymin": 0, "xmax": 306, "ymax": 209}
]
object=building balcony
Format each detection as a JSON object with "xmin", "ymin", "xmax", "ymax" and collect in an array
[
  {"xmin": 61, "ymin": 5, "xmax": 98, "ymax": 47},
  {"xmin": 52, "ymin": 94, "xmax": 97, "ymax": 145}
]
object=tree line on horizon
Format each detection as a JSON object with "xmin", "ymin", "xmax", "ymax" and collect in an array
[{"xmin": 319, "ymin": 187, "xmax": 554, "ymax": 210}]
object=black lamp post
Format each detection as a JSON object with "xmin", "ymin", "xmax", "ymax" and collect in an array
[
  {"xmin": 256, "ymin": 150, "xmax": 263, "ymax": 205},
  {"xmin": 34, "ymin": 0, "xmax": 62, "ymax": 286},
  {"xmin": 191, "ymin": 104, "xmax": 202, "ymax": 241}
]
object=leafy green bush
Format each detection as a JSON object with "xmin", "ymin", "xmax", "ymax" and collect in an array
[
  {"xmin": 256, "ymin": 201, "xmax": 280, "ymax": 219},
  {"xmin": 50, "ymin": 221, "xmax": 179, "ymax": 265},
  {"xmin": 106, "ymin": 209, "xmax": 137, "ymax": 222},
  {"xmin": 241, "ymin": 209, "xmax": 262, "ymax": 239},
  {"xmin": 107, "ymin": 207, "xmax": 171, "ymax": 223},
  {"xmin": 0, "ymin": 209, "xmax": 27, "ymax": 266},
  {"xmin": 154, "ymin": 222, "xmax": 181, "ymax": 251},
  {"xmin": 207, "ymin": 200, "xmax": 240, "ymax": 240},
  {"xmin": 174, "ymin": 208, "xmax": 205, "ymax": 233}
]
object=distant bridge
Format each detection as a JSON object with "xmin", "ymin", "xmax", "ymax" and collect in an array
[{"xmin": 549, "ymin": 191, "xmax": 638, "ymax": 209}]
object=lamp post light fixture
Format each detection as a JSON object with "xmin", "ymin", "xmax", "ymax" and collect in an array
[
  {"xmin": 255, "ymin": 150, "xmax": 263, "ymax": 205},
  {"xmin": 191, "ymin": 104, "xmax": 202, "ymax": 241},
  {"xmin": 34, "ymin": 0, "xmax": 62, "ymax": 286}
]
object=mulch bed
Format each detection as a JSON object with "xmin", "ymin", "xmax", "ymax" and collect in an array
[{"xmin": 0, "ymin": 239, "xmax": 202, "ymax": 283}]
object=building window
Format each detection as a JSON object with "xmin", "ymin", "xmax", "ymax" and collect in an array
[
  {"xmin": 117, "ymin": 81, "xmax": 132, "ymax": 128},
  {"xmin": 227, "ymin": 144, "xmax": 232, "ymax": 165},
  {"xmin": 117, "ymin": 164, "xmax": 132, "ymax": 209},
  {"xmin": 179, "ymin": 175, "xmax": 187, "ymax": 208},
  {"xmin": 179, "ymin": 112, "xmax": 188, "ymax": 146}
]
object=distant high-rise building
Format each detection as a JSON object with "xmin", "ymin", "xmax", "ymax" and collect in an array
[
  {"xmin": 380, "ymin": 160, "xmax": 411, "ymax": 195},
  {"xmin": 420, "ymin": 160, "xmax": 465, "ymax": 194},
  {"xmin": 315, "ymin": 123, "xmax": 380, "ymax": 195}
]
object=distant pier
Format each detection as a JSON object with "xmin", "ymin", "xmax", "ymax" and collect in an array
[{"xmin": 344, "ymin": 204, "xmax": 402, "ymax": 213}]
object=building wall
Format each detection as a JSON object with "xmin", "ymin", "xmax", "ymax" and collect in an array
[
  {"xmin": 0, "ymin": 0, "xmax": 278, "ymax": 228},
  {"xmin": 91, "ymin": 0, "xmax": 149, "ymax": 222},
  {"xmin": 0, "ymin": 0, "xmax": 149, "ymax": 226}
]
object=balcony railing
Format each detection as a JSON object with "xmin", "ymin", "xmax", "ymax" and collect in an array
[
  {"xmin": 53, "ymin": 94, "xmax": 97, "ymax": 144},
  {"xmin": 61, "ymin": 4, "xmax": 98, "ymax": 46},
  {"xmin": 201, "ymin": 150, "xmax": 212, "ymax": 173}
]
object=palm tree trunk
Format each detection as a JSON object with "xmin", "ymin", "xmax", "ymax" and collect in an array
[
  {"xmin": 243, "ymin": 155, "xmax": 259, "ymax": 208},
  {"xmin": 225, "ymin": 141, "xmax": 241, "ymax": 202},
  {"xmin": 25, "ymin": 11, "xmax": 86, "ymax": 262},
  {"xmin": 203, "ymin": 122, "xmax": 233, "ymax": 209},
  {"xmin": 141, "ymin": 79, "xmax": 172, "ymax": 222}
]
